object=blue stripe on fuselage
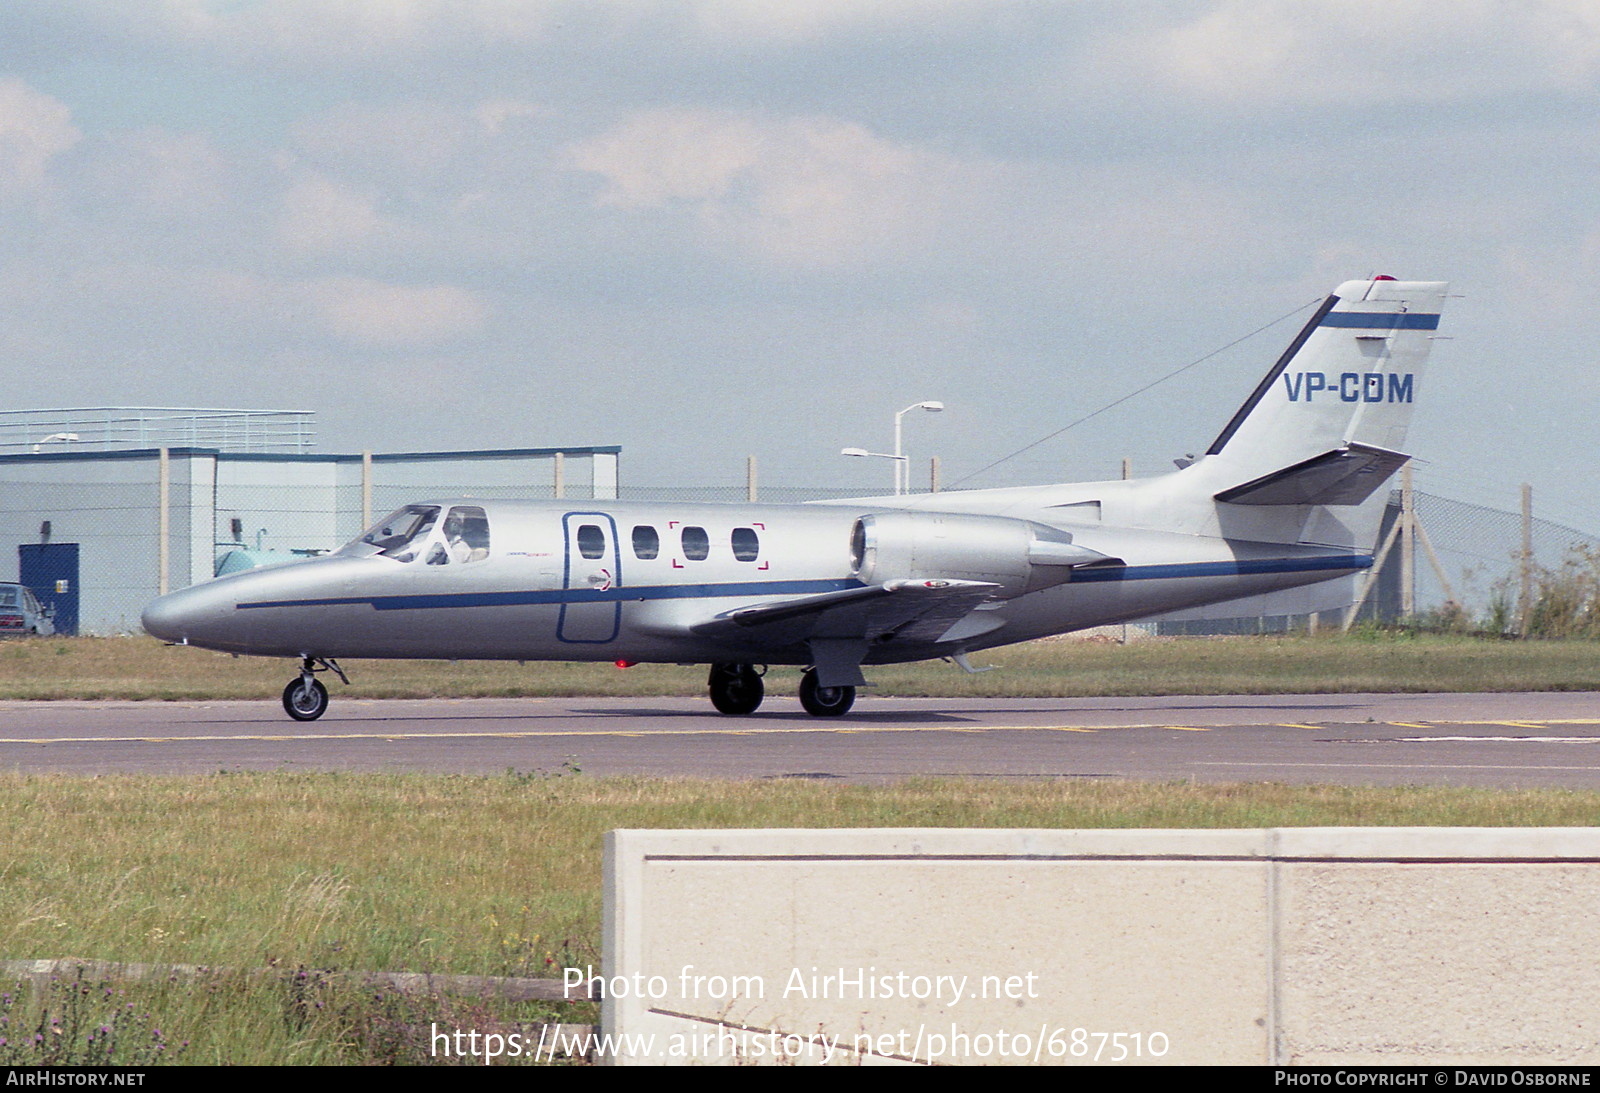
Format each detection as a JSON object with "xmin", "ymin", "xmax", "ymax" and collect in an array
[
  {"xmin": 1066, "ymin": 554, "xmax": 1370, "ymax": 584},
  {"xmin": 234, "ymin": 555, "xmax": 1370, "ymax": 612},
  {"xmin": 1319, "ymin": 313, "xmax": 1439, "ymax": 331},
  {"xmin": 237, "ymin": 577, "xmax": 866, "ymax": 611}
]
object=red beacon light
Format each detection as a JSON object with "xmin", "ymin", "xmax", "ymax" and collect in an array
[
  {"xmin": 1373, "ymin": 274, "xmax": 1397, "ymax": 281},
  {"xmin": 614, "ymin": 659, "xmax": 637, "ymax": 669}
]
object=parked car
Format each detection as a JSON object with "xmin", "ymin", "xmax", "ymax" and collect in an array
[{"xmin": 0, "ymin": 583, "xmax": 54, "ymax": 636}]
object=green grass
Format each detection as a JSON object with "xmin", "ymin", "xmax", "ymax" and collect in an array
[
  {"xmin": 4, "ymin": 631, "xmax": 1599, "ymax": 1063},
  {"xmin": 3, "ymin": 631, "xmax": 1599, "ymax": 701},
  {"xmin": 4, "ymin": 772, "xmax": 1600, "ymax": 1063}
]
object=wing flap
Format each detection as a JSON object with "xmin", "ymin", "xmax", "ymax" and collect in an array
[{"xmin": 689, "ymin": 578, "xmax": 1000, "ymax": 645}]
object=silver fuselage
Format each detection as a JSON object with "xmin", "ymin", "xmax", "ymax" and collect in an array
[
  {"xmin": 143, "ymin": 276, "xmax": 1448, "ymax": 677},
  {"xmin": 140, "ymin": 490, "xmax": 1368, "ymax": 665}
]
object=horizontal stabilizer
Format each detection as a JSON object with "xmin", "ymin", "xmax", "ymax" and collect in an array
[
  {"xmin": 690, "ymin": 578, "xmax": 999, "ymax": 645},
  {"xmin": 1214, "ymin": 443, "xmax": 1409, "ymax": 507}
]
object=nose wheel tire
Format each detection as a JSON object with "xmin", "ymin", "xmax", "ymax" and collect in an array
[
  {"xmin": 283, "ymin": 677, "xmax": 329, "ymax": 722},
  {"xmin": 798, "ymin": 668, "xmax": 855, "ymax": 717},
  {"xmin": 708, "ymin": 662, "xmax": 764, "ymax": 715}
]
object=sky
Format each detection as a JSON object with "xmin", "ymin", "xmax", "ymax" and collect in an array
[{"xmin": 0, "ymin": 1, "xmax": 1597, "ymax": 526}]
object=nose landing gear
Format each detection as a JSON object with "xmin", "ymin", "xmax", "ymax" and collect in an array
[{"xmin": 282, "ymin": 656, "xmax": 349, "ymax": 721}]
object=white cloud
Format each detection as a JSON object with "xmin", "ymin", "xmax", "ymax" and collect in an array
[
  {"xmin": 1128, "ymin": 0, "xmax": 1600, "ymax": 106},
  {"xmin": 289, "ymin": 100, "xmax": 480, "ymax": 180},
  {"xmin": 83, "ymin": 128, "xmax": 231, "ymax": 224},
  {"xmin": 277, "ymin": 173, "xmax": 393, "ymax": 255},
  {"xmin": 687, "ymin": 0, "xmax": 969, "ymax": 41},
  {"xmin": 474, "ymin": 98, "xmax": 548, "ymax": 137},
  {"xmin": 53, "ymin": 262, "xmax": 489, "ymax": 350},
  {"xmin": 566, "ymin": 108, "xmax": 984, "ymax": 267},
  {"xmin": 114, "ymin": 0, "xmax": 565, "ymax": 62},
  {"xmin": 310, "ymin": 276, "xmax": 489, "ymax": 346},
  {"xmin": 0, "ymin": 78, "xmax": 80, "ymax": 197}
]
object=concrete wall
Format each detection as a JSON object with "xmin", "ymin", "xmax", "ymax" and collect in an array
[{"xmin": 603, "ymin": 828, "xmax": 1600, "ymax": 1066}]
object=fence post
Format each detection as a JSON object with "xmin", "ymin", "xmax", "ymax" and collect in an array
[
  {"xmin": 361, "ymin": 450, "xmax": 373, "ymax": 530},
  {"xmin": 746, "ymin": 455, "xmax": 758, "ymax": 503},
  {"xmin": 1519, "ymin": 483, "xmax": 1534, "ymax": 635},
  {"xmin": 1400, "ymin": 465, "xmax": 1415, "ymax": 618},
  {"xmin": 553, "ymin": 451, "xmax": 565, "ymax": 500},
  {"xmin": 158, "ymin": 447, "xmax": 170, "ymax": 596}
]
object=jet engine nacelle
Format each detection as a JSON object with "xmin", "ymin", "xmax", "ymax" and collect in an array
[{"xmin": 849, "ymin": 511, "xmax": 1107, "ymax": 599}]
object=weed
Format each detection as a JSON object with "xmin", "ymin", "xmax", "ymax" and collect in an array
[{"xmin": 0, "ymin": 970, "xmax": 186, "ymax": 1066}]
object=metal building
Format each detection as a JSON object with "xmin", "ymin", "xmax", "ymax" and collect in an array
[{"xmin": 0, "ymin": 409, "xmax": 618, "ymax": 634}]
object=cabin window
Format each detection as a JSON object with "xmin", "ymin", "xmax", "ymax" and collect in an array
[
  {"xmin": 681, "ymin": 525, "xmax": 709, "ymax": 561},
  {"xmin": 632, "ymin": 525, "xmax": 659, "ymax": 560},
  {"xmin": 576, "ymin": 524, "xmax": 607, "ymax": 560},
  {"xmin": 444, "ymin": 506, "xmax": 490, "ymax": 563},
  {"xmin": 731, "ymin": 527, "xmax": 760, "ymax": 562}
]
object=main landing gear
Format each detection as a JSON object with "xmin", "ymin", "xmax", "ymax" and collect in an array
[
  {"xmin": 708, "ymin": 662, "xmax": 764, "ymax": 715},
  {"xmin": 282, "ymin": 656, "xmax": 348, "ymax": 722},
  {"xmin": 706, "ymin": 663, "xmax": 857, "ymax": 718},
  {"xmin": 798, "ymin": 667, "xmax": 856, "ymax": 718}
]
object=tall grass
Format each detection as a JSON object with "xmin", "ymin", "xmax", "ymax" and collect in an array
[
  {"xmin": 5, "ymin": 631, "xmax": 1600, "ymax": 701},
  {"xmin": 5, "ymin": 772, "xmax": 1599, "ymax": 975},
  {"xmin": 5, "ymin": 772, "xmax": 1600, "ymax": 1062}
]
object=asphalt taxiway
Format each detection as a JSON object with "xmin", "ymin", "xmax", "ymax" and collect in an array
[{"xmin": 4, "ymin": 691, "xmax": 1600, "ymax": 786}]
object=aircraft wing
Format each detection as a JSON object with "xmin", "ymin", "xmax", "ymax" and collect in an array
[{"xmin": 689, "ymin": 578, "xmax": 1001, "ymax": 647}]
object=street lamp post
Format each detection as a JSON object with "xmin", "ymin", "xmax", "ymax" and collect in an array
[
  {"xmin": 839, "ymin": 446, "xmax": 906, "ymax": 491},
  {"xmin": 893, "ymin": 401, "xmax": 943, "ymax": 495},
  {"xmin": 31, "ymin": 432, "xmax": 81, "ymax": 455},
  {"xmin": 843, "ymin": 401, "xmax": 944, "ymax": 495}
]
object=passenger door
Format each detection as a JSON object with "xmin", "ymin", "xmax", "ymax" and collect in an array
[{"xmin": 559, "ymin": 513, "xmax": 621, "ymax": 643}]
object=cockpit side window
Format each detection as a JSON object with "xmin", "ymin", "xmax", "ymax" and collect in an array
[
  {"xmin": 359, "ymin": 505, "xmax": 440, "ymax": 562},
  {"xmin": 444, "ymin": 506, "xmax": 491, "ymax": 563}
]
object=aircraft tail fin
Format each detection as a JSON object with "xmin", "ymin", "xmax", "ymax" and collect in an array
[{"xmin": 1194, "ymin": 277, "xmax": 1448, "ymax": 503}]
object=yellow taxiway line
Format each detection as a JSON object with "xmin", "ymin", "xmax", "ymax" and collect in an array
[{"xmin": 4, "ymin": 717, "xmax": 1600, "ymax": 747}]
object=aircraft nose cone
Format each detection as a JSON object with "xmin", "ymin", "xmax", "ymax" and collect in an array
[
  {"xmin": 142, "ymin": 585, "xmax": 219, "ymax": 644},
  {"xmin": 141, "ymin": 592, "xmax": 188, "ymax": 643}
]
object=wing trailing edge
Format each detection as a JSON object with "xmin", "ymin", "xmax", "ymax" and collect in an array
[{"xmin": 689, "ymin": 578, "xmax": 1000, "ymax": 647}]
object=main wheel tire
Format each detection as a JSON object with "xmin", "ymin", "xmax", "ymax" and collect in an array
[
  {"xmin": 708, "ymin": 663, "xmax": 764, "ymax": 715},
  {"xmin": 282, "ymin": 677, "xmax": 329, "ymax": 721},
  {"xmin": 798, "ymin": 669, "xmax": 855, "ymax": 717}
]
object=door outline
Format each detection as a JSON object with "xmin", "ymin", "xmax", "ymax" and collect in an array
[
  {"xmin": 19, "ymin": 542, "xmax": 79, "ymax": 636},
  {"xmin": 558, "ymin": 512, "xmax": 622, "ymax": 643}
]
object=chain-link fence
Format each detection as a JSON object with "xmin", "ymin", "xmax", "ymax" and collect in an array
[
  {"xmin": 0, "ymin": 447, "xmax": 619, "ymax": 634},
  {"xmin": 3, "ymin": 455, "xmax": 1591, "ymax": 635}
]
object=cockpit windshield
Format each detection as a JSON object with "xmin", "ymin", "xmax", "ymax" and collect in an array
[
  {"xmin": 343, "ymin": 504, "xmax": 491, "ymax": 564},
  {"xmin": 352, "ymin": 505, "xmax": 441, "ymax": 562}
]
